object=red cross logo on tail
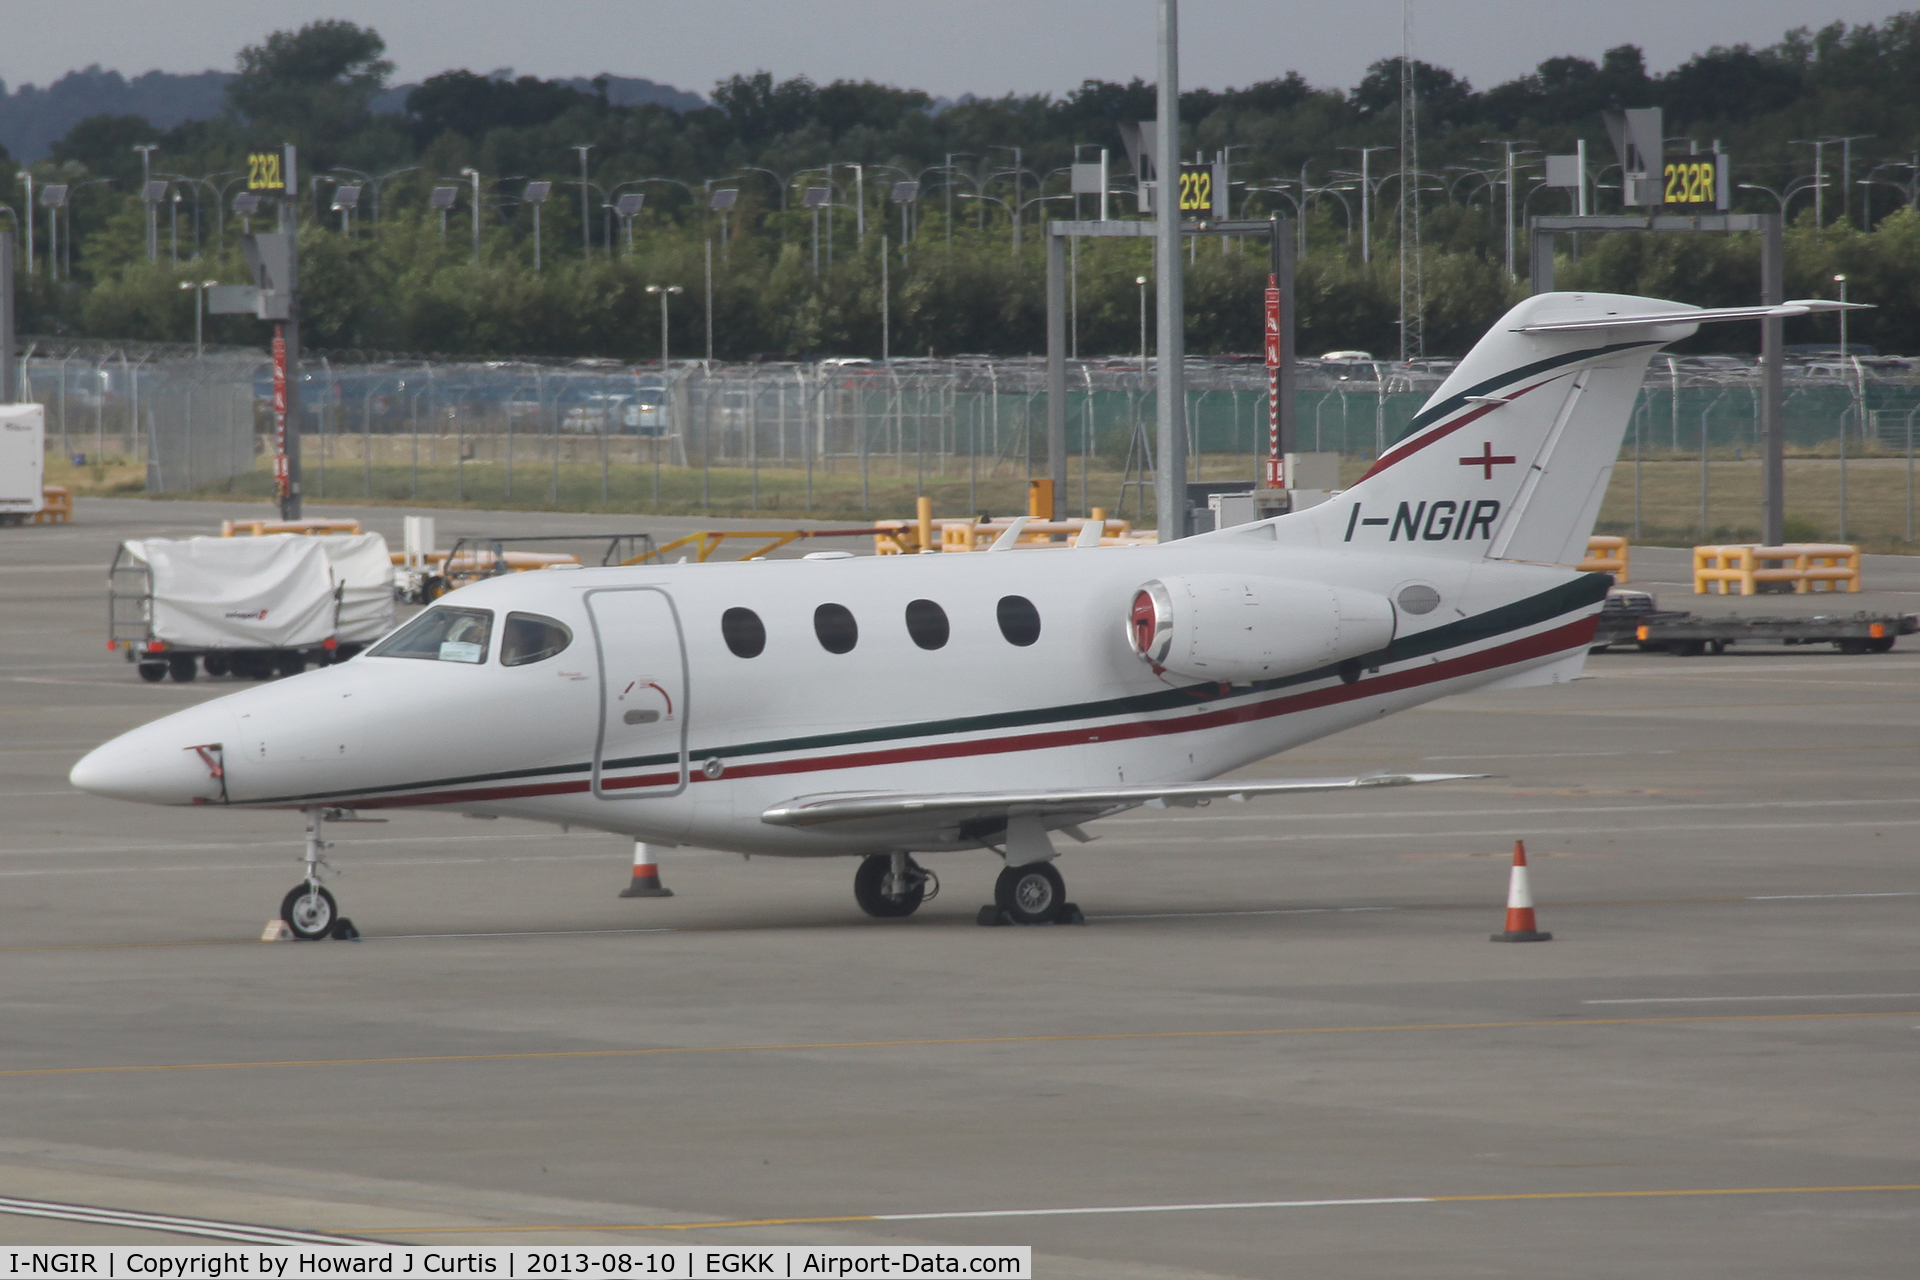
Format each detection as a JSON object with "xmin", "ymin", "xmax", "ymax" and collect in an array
[{"xmin": 1459, "ymin": 441, "xmax": 1517, "ymax": 480}]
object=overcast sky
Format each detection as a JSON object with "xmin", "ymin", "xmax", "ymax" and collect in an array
[{"xmin": 2, "ymin": 1, "xmax": 1907, "ymax": 98}]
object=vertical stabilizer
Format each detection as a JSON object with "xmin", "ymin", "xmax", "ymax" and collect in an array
[{"xmin": 1295, "ymin": 292, "xmax": 1698, "ymax": 565}]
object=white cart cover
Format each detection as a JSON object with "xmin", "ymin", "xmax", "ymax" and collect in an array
[
  {"xmin": 317, "ymin": 532, "xmax": 396, "ymax": 643},
  {"xmin": 124, "ymin": 535, "xmax": 337, "ymax": 649}
]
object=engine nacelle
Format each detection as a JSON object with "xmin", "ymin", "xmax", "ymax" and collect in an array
[{"xmin": 1127, "ymin": 575, "xmax": 1395, "ymax": 682}]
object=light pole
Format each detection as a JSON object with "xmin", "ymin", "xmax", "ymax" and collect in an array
[
  {"xmin": 1340, "ymin": 146, "xmax": 1393, "ymax": 263},
  {"xmin": 1835, "ymin": 273, "xmax": 1849, "ymax": 360},
  {"xmin": 1791, "ymin": 139, "xmax": 1836, "ymax": 224},
  {"xmin": 647, "ymin": 285, "xmax": 684, "ymax": 362},
  {"xmin": 430, "ymin": 186, "xmax": 458, "ymax": 243},
  {"xmin": 179, "ymin": 279, "xmax": 218, "ymax": 357},
  {"xmin": 710, "ymin": 186, "xmax": 738, "ymax": 262},
  {"xmin": 1136, "ymin": 275, "xmax": 1149, "ymax": 379},
  {"xmin": 523, "ymin": 181, "xmax": 552, "ymax": 271},
  {"xmin": 459, "ymin": 167, "xmax": 481, "ymax": 263},
  {"xmin": 157, "ymin": 172, "xmax": 217, "ymax": 256},
  {"xmin": 1739, "ymin": 180, "xmax": 1825, "ymax": 219},
  {"xmin": 572, "ymin": 145, "xmax": 593, "ymax": 254},
  {"xmin": 133, "ymin": 144, "xmax": 157, "ymax": 260},
  {"xmin": 831, "ymin": 163, "xmax": 865, "ymax": 242},
  {"xmin": 944, "ymin": 152, "xmax": 976, "ymax": 253},
  {"xmin": 1481, "ymin": 139, "xmax": 1538, "ymax": 280},
  {"xmin": 989, "ymin": 146, "xmax": 1024, "ymax": 249},
  {"xmin": 801, "ymin": 183, "xmax": 832, "ymax": 275},
  {"xmin": 645, "ymin": 284, "xmax": 683, "ymax": 501},
  {"xmin": 330, "ymin": 165, "xmax": 419, "ymax": 230},
  {"xmin": 329, "ymin": 182, "xmax": 362, "ymax": 235},
  {"xmin": 37, "ymin": 183, "xmax": 69, "ymax": 280},
  {"xmin": 1153, "ymin": 0, "xmax": 1186, "ymax": 543}
]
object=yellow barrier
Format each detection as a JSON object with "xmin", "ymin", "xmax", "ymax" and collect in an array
[
  {"xmin": 32, "ymin": 486, "xmax": 72, "ymax": 524},
  {"xmin": 222, "ymin": 518, "xmax": 363, "ymax": 537},
  {"xmin": 1694, "ymin": 543, "xmax": 1861, "ymax": 595},
  {"xmin": 1578, "ymin": 535, "xmax": 1629, "ymax": 581}
]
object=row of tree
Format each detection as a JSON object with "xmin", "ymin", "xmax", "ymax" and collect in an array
[
  {"xmin": 8, "ymin": 14, "xmax": 1920, "ymax": 356},
  {"xmin": 31, "ymin": 205, "xmax": 1910, "ymax": 359}
]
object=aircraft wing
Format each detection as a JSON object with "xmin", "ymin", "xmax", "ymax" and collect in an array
[
  {"xmin": 761, "ymin": 772, "xmax": 1479, "ymax": 836},
  {"xmin": 1514, "ymin": 299, "xmax": 1866, "ymax": 334}
]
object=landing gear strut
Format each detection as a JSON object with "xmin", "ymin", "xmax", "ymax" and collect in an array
[
  {"xmin": 853, "ymin": 852, "xmax": 938, "ymax": 918},
  {"xmin": 280, "ymin": 807, "xmax": 359, "ymax": 940}
]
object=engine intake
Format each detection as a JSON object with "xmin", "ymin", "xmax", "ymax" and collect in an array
[{"xmin": 1127, "ymin": 575, "xmax": 1395, "ymax": 683}]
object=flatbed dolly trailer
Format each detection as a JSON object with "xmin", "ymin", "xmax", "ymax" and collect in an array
[{"xmin": 1593, "ymin": 589, "xmax": 1917, "ymax": 656}]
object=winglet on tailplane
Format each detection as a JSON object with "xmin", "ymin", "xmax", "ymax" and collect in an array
[{"xmin": 1294, "ymin": 292, "xmax": 1868, "ymax": 567}]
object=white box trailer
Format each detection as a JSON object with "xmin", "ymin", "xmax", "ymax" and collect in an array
[
  {"xmin": 0, "ymin": 403, "xmax": 46, "ymax": 525},
  {"xmin": 109, "ymin": 532, "xmax": 396, "ymax": 682}
]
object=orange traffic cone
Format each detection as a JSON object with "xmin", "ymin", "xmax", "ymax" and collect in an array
[
  {"xmin": 1490, "ymin": 840, "xmax": 1552, "ymax": 942},
  {"xmin": 618, "ymin": 841, "xmax": 674, "ymax": 898}
]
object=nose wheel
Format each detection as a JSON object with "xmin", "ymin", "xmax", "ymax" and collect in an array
[
  {"xmin": 280, "ymin": 883, "xmax": 339, "ymax": 940},
  {"xmin": 277, "ymin": 808, "xmax": 360, "ymax": 941}
]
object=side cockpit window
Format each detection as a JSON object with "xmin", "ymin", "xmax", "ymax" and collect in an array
[
  {"xmin": 501, "ymin": 613, "xmax": 574, "ymax": 667},
  {"xmin": 369, "ymin": 607, "xmax": 494, "ymax": 664}
]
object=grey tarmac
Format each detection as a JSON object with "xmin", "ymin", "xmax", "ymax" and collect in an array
[{"xmin": 1, "ymin": 497, "xmax": 1916, "ymax": 1278}]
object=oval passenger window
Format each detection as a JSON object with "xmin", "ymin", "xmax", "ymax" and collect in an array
[
  {"xmin": 814, "ymin": 603, "xmax": 859, "ymax": 654},
  {"xmin": 996, "ymin": 595, "xmax": 1041, "ymax": 647},
  {"xmin": 721, "ymin": 607, "xmax": 766, "ymax": 658},
  {"xmin": 904, "ymin": 599, "xmax": 949, "ymax": 650},
  {"xmin": 500, "ymin": 612, "xmax": 573, "ymax": 667}
]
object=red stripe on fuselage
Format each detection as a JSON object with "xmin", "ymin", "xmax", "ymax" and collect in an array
[{"xmin": 318, "ymin": 613, "xmax": 1597, "ymax": 812}]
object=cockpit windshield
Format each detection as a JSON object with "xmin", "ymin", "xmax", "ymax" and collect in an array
[{"xmin": 368, "ymin": 607, "xmax": 494, "ymax": 664}]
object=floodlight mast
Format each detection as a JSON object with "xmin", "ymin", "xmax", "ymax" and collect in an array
[
  {"xmin": 573, "ymin": 145, "xmax": 593, "ymax": 253},
  {"xmin": 1153, "ymin": 0, "xmax": 1187, "ymax": 543}
]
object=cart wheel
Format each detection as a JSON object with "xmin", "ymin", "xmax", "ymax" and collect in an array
[
  {"xmin": 202, "ymin": 653, "xmax": 231, "ymax": 677},
  {"xmin": 167, "ymin": 655, "xmax": 198, "ymax": 682},
  {"xmin": 137, "ymin": 662, "xmax": 167, "ymax": 683},
  {"xmin": 277, "ymin": 654, "xmax": 307, "ymax": 678},
  {"xmin": 1868, "ymin": 636, "xmax": 1896, "ymax": 654}
]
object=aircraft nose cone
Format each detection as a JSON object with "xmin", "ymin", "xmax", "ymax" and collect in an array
[{"xmin": 70, "ymin": 708, "xmax": 233, "ymax": 805}]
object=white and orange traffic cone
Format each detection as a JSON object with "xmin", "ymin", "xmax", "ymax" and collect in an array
[
  {"xmin": 1490, "ymin": 840, "xmax": 1552, "ymax": 942},
  {"xmin": 618, "ymin": 841, "xmax": 674, "ymax": 898}
]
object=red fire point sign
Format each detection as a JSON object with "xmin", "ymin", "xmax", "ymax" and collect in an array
[
  {"xmin": 271, "ymin": 327, "xmax": 290, "ymax": 500},
  {"xmin": 1264, "ymin": 274, "xmax": 1283, "ymax": 488}
]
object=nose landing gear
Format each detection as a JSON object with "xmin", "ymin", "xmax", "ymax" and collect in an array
[
  {"xmin": 853, "ymin": 852, "xmax": 938, "ymax": 918},
  {"xmin": 278, "ymin": 808, "xmax": 361, "ymax": 940}
]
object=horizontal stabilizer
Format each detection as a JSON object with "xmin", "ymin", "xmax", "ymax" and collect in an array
[
  {"xmin": 762, "ymin": 772, "xmax": 1480, "ymax": 831},
  {"xmin": 1515, "ymin": 299, "xmax": 1868, "ymax": 334}
]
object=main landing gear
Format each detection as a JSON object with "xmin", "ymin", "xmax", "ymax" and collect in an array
[
  {"xmin": 853, "ymin": 853, "xmax": 939, "ymax": 918},
  {"xmin": 980, "ymin": 861, "xmax": 1085, "ymax": 926},
  {"xmin": 279, "ymin": 808, "xmax": 361, "ymax": 941}
]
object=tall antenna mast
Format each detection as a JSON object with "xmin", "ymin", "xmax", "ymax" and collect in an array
[{"xmin": 1398, "ymin": 0, "xmax": 1424, "ymax": 360}]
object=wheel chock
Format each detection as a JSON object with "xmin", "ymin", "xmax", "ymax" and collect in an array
[
  {"xmin": 260, "ymin": 919, "xmax": 293, "ymax": 942},
  {"xmin": 330, "ymin": 917, "xmax": 361, "ymax": 941},
  {"xmin": 975, "ymin": 903, "xmax": 1086, "ymax": 926}
]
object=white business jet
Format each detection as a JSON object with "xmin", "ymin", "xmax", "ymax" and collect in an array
[{"xmin": 71, "ymin": 293, "xmax": 1854, "ymax": 937}]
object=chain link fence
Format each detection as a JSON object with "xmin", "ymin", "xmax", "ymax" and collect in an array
[{"xmin": 15, "ymin": 340, "xmax": 1919, "ymax": 509}]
